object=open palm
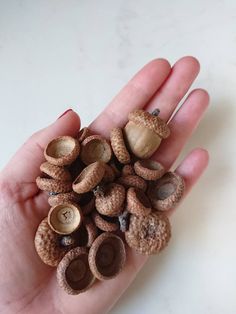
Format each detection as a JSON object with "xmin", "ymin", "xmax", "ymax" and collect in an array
[{"xmin": 0, "ymin": 57, "xmax": 209, "ymax": 314}]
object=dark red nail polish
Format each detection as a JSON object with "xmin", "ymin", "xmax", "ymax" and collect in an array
[{"xmin": 58, "ymin": 109, "xmax": 73, "ymax": 120}]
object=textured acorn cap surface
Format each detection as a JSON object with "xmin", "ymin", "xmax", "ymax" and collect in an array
[
  {"xmin": 48, "ymin": 192, "xmax": 80, "ymax": 207},
  {"xmin": 121, "ymin": 164, "xmax": 135, "ymax": 177},
  {"xmin": 92, "ymin": 211, "xmax": 119, "ymax": 232},
  {"xmin": 73, "ymin": 161, "xmax": 105, "ymax": 194},
  {"xmin": 134, "ymin": 160, "xmax": 165, "ymax": 181},
  {"xmin": 48, "ymin": 203, "xmax": 82, "ymax": 235},
  {"xmin": 57, "ymin": 247, "xmax": 95, "ymax": 295},
  {"xmin": 117, "ymin": 175, "xmax": 147, "ymax": 192},
  {"xmin": 40, "ymin": 162, "xmax": 72, "ymax": 181},
  {"xmin": 127, "ymin": 187, "xmax": 152, "ymax": 216},
  {"xmin": 44, "ymin": 136, "xmax": 80, "ymax": 166},
  {"xmin": 110, "ymin": 128, "xmax": 131, "ymax": 164},
  {"xmin": 34, "ymin": 218, "xmax": 69, "ymax": 266},
  {"xmin": 147, "ymin": 172, "xmax": 185, "ymax": 211},
  {"xmin": 72, "ymin": 217, "xmax": 98, "ymax": 248},
  {"xmin": 95, "ymin": 183, "xmax": 125, "ymax": 217},
  {"xmin": 128, "ymin": 110, "xmax": 170, "ymax": 139},
  {"xmin": 36, "ymin": 177, "xmax": 72, "ymax": 193},
  {"xmin": 125, "ymin": 212, "xmax": 171, "ymax": 255},
  {"xmin": 80, "ymin": 135, "xmax": 112, "ymax": 165},
  {"xmin": 78, "ymin": 127, "xmax": 93, "ymax": 143},
  {"xmin": 88, "ymin": 232, "xmax": 126, "ymax": 280}
]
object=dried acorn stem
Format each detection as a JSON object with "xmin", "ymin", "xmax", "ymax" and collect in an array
[
  {"xmin": 93, "ymin": 185, "xmax": 105, "ymax": 197},
  {"xmin": 60, "ymin": 236, "xmax": 75, "ymax": 247},
  {"xmin": 152, "ymin": 108, "xmax": 160, "ymax": 116},
  {"xmin": 118, "ymin": 210, "xmax": 130, "ymax": 232}
]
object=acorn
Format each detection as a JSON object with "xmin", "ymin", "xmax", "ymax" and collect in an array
[
  {"xmin": 88, "ymin": 232, "xmax": 126, "ymax": 280},
  {"xmin": 134, "ymin": 160, "xmax": 165, "ymax": 181},
  {"xmin": 94, "ymin": 183, "xmax": 125, "ymax": 217},
  {"xmin": 92, "ymin": 211, "xmax": 119, "ymax": 232},
  {"xmin": 73, "ymin": 161, "xmax": 105, "ymax": 194},
  {"xmin": 78, "ymin": 127, "xmax": 93, "ymax": 143},
  {"xmin": 48, "ymin": 192, "xmax": 80, "ymax": 207},
  {"xmin": 48, "ymin": 203, "xmax": 82, "ymax": 235},
  {"xmin": 121, "ymin": 164, "xmax": 135, "ymax": 177},
  {"xmin": 44, "ymin": 136, "xmax": 80, "ymax": 166},
  {"xmin": 36, "ymin": 177, "xmax": 72, "ymax": 193},
  {"xmin": 147, "ymin": 172, "xmax": 185, "ymax": 211},
  {"xmin": 125, "ymin": 212, "xmax": 171, "ymax": 255},
  {"xmin": 57, "ymin": 247, "xmax": 95, "ymax": 295},
  {"xmin": 126, "ymin": 187, "xmax": 152, "ymax": 217},
  {"xmin": 40, "ymin": 162, "xmax": 72, "ymax": 181},
  {"xmin": 79, "ymin": 191, "xmax": 95, "ymax": 215},
  {"xmin": 110, "ymin": 128, "xmax": 131, "ymax": 164},
  {"xmin": 117, "ymin": 175, "xmax": 147, "ymax": 192},
  {"xmin": 80, "ymin": 135, "xmax": 112, "ymax": 165},
  {"xmin": 124, "ymin": 109, "xmax": 170, "ymax": 159}
]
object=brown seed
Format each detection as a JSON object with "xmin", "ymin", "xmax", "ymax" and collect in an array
[
  {"xmin": 103, "ymin": 164, "xmax": 116, "ymax": 183},
  {"xmin": 125, "ymin": 212, "xmax": 171, "ymax": 255},
  {"xmin": 88, "ymin": 232, "xmax": 126, "ymax": 280},
  {"xmin": 117, "ymin": 175, "xmax": 147, "ymax": 192},
  {"xmin": 79, "ymin": 191, "xmax": 95, "ymax": 215},
  {"xmin": 48, "ymin": 203, "xmax": 82, "ymax": 235},
  {"xmin": 95, "ymin": 183, "xmax": 125, "ymax": 217},
  {"xmin": 80, "ymin": 135, "xmax": 112, "ymax": 165},
  {"xmin": 44, "ymin": 136, "xmax": 80, "ymax": 166},
  {"xmin": 48, "ymin": 192, "xmax": 80, "ymax": 207},
  {"xmin": 134, "ymin": 160, "xmax": 165, "ymax": 181},
  {"xmin": 40, "ymin": 162, "xmax": 72, "ymax": 181},
  {"xmin": 36, "ymin": 177, "xmax": 72, "ymax": 193},
  {"xmin": 92, "ymin": 211, "xmax": 119, "ymax": 232},
  {"xmin": 110, "ymin": 128, "xmax": 131, "ymax": 164},
  {"xmin": 57, "ymin": 247, "xmax": 95, "ymax": 295},
  {"xmin": 147, "ymin": 172, "xmax": 185, "ymax": 211},
  {"xmin": 121, "ymin": 164, "xmax": 135, "ymax": 176},
  {"xmin": 126, "ymin": 187, "xmax": 152, "ymax": 216},
  {"xmin": 78, "ymin": 127, "xmax": 93, "ymax": 143},
  {"xmin": 74, "ymin": 217, "xmax": 98, "ymax": 247},
  {"xmin": 73, "ymin": 161, "xmax": 105, "ymax": 194}
]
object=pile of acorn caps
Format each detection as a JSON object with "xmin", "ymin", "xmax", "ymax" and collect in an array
[{"xmin": 35, "ymin": 109, "xmax": 185, "ymax": 295}]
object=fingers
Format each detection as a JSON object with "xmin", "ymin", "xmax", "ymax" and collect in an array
[
  {"xmin": 152, "ymin": 89, "xmax": 209, "ymax": 169},
  {"xmin": 146, "ymin": 56, "xmax": 200, "ymax": 121},
  {"xmin": 90, "ymin": 59, "xmax": 171, "ymax": 136}
]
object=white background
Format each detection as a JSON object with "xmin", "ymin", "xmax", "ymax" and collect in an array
[{"xmin": 0, "ymin": 1, "xmax": 236, "ymax": 314}]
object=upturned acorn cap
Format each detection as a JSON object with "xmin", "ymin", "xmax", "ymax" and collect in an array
[
  {"xmin": 40, "ymin": 162, "xmax": 72, "ymax": 181},
  {"xmin": 57, "ymin": 247, "xmax": 95, "ymax": 295},
  {"xmin": 44, "ymin": 136, "xmax": 80, "ymax": 166},
  {"xmin": 110, "ymin": 128, "xmax": 131, "ymax": 164},
  {"xmin": 125, "ymin": 212, "xmax": 171, "ymax": 255},
  {"xmin": 88, "ymin": 232, "xmax": 126, "ymax": 280},
  {"xmin": 117, "ymin": 175, "xmax": 147, "ymax": 192},
  {"xmin": 121, "ymin": 164, "xmax": 135, "ymax": 177},
  {"xmin": 73, "ymin": 161, "xmax": 105, "ymax": 194},
  {"xmin": 80, "ymin": 135, "xmax": 112, "ymax": 165},
  {"xmin": 78, "ymin": 127, "xmax": 93, "ymax": 143},
  {"xmin": 128, "ymin": 109, "xmax": 170, "ymax": 139},
  {"xmin": 48, "ymin": 203, "xmax": 82, "ymax": 235},
  {"xmin": 92, "ymin": 211, "xmax": 119, "ymax": 232},
  {"xmin": 126, "ymin": 187, "xmax": 152, "ymax": 217},
  {"xmin": 134, "ymin": 160, "xmax": 165, "ymax": 181},
  {"xmin": 48, "ymin": 192, "xmax": 80, "ymax": 207},
  {"xmin": 79, "ymin": 191, "xmax": 95, "ymax": 215},
  {"xmin": 147, "ymin": 172, "xmax": 185, "ymax": 211},
  {"xmin": 36, "ymin": 177, "xmax": 72, "ymax": 193}
]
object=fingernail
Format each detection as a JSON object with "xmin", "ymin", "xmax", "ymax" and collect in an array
[{"xmin": 58, "ymin": 109, "xmax": 73, "ymax": 120}]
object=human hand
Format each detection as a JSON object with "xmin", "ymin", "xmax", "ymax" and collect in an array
[{"xmin": 0, "ymin": 56, "xmax": 209, "ymax": 314}]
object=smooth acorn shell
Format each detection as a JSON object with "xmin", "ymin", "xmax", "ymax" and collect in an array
[{"xmin": 110, "ymin": 128, "xmax": 131, "ymax": 164}]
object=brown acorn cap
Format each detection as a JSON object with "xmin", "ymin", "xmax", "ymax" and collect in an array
[
  {"xmin": 117, "ymin": 175, "xmax": 147, "ymax": 192},
  {"xmin": 109, "ymin": 161, "xmax": 121, "ymax": 178},
  {"xmin": 73, "ymin": 217, "xmax": 98, "ymax": 247},
  {"xmin": 48, "ymin": 192, "xmax": 80, "ymax": 207},
  {"xmin": 147, "ymin": 172, "xmax": 185, "ymax": 211},
  {"xmin": 128, "ymin": 109, "xmax": 170, "ymax": 139},
  {"xmin": 36, "ymin": 177, "xmax": 72, "ymax": 193},
  {"xmin": 88, "ymin": 232, "xmax": 126, "ymax": 280},
  {"xmin": 126, "ymin": 187, "xmax": 152, "ymax": 216},
  {"xmin": 110, "ymin": 128, "xmax": 131, "ymax": 164},
  {"xmin": 134, "ymin": 160, "xmax": 165, "ymax": 181},
  {"xmin": 95, "ymin": 183, "xmax": 125, "ymax": 217},
  {"xmin": 79, "ymin": 191, "xmax": 95, "ymax": 215},
  {"xmin": 48, "ymin": 203, "xmax": 82, "ymax": 235},
  {"xmin": 44, "ymin": 136, "xmax": 80, "ymax": 166},
  {"xmin": 125, "ymin": 212, "xmax": 171, "ymax": 255},
  {"xmin": 80, "ymin": 135, "xmax": 112, "ymax": 165},
  {"xmin": 103, "ymin": 164, "xmax": 116, "ymax": 183},
  {"xmin": 78, "ymin": 127, "xmax": 93, "ymax": 143},
  {"xmin": 57, "ymin": 247, "xmax": 95, "ymax": 295},
  {"xmin": 34, "ymin": 218, "xmax": 70, "ymax": 266},
  {"xmin": 121, "ymin": 164, "xmax": 135, "ymax": 177},
  {"xmin": 73, "ymin": 161, "xmax": 105, "ymax": 194},
  {"xmin": 92, "ymin": 211, "xmax": 119, "ymax": 232},
  {"xmin": 40, "ymin": 162, "xmax": 71, "ymax": 181}
]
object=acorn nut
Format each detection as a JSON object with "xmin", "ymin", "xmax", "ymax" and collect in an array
[
  {"xmin": 110, "ymin": 128, "xmax": 131, "ymax": 164},
  {"xmin": 126, "ymin": 187, "xmax": 152, "ymax": 216},
  {"xmin": 134, "ymin": 160, "xmax": 165, "ymax": 181},
  {"xmin": 92, "ymin": 211, "xmax": 119, "ymax": 232},
  {"xmin": 117, "ymin": 175, "xmax": 147, "ymax": 192}
]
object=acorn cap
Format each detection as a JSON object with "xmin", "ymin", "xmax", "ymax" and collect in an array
[
  {"xmin": 79, "ymin": 191, "xmax": 95, "ymax": 215},
  {"xmin": 95, "ymin": 183, "xmax": 125, "ymax": 217},
  {"xmin": 40, "ymin": 162, "xmax": 72, "ymax": 181},
  {"xmin": 48, "ymin": 192, "xmax": 80, "ymax": 207},
  {"xmin": 80, "ymin": 135, "xmax": 112, "ymax": 165},
  {"xmin": 44, "ymin": 136, "xmax": 80, "ymax": 166},
  {"xmin": 117, "ymin": 175, "xmax": 147, "ymax": 192},
  {"xmin": 34, "ymin": 218, "xmax": 69, "ymax": 266},
  {"xmin": 57, "ymin": 247, "xmax": 95, "ymax": 295},
  {"xmin": 48, "ymin": 203, "xmax": 82, "ymax": 235},
  {"xmin": 88, "ymin": 232, "xmax": 126, "ymax": 280},
  {"xmin": 103, "ymin": 164, "xmax": 116, "ymax": 183},
  {"xmin": 36, "ymin": 177, "xmax": 72, "ymax": 193},
  {"xmin": 109, "ymin": 161, "xmax": 121, "ymax": 178},
  {"xmin": 73, "ymin": 217, "xmax": 98, "ymax": 247},
  {"xmin": 92, "ymin": 211, "xmax": 119, "ymax": 232},
  {"xmin": 125, "ymin": 212, "xmax": 171, "ymax": 255},
  {"xmin": 73, "ymin": 161, "xmax": 105, "ymax": 194},
  {"xmin": 134, "ymin": 160, "xmax": 165, "ymax": 181},
  {"xmin": 147, "ymin": 172, "xmax": 185, "ymax": 211},
  {"xmin": 126, "ymin": 187, "xmax": 152, "ymax": 216},
  {"xmin": 110, "ymin": 128, "xmax": 131, "ymax": 164},
  {"xmin": 128, "ymin": 109, "xmax": 170, "ymax": 139},
  {"xmin": 78, "ymin": 127, "xmax": 93, "ymax": 143},
  {"xmin": 121, "ymin": 164, "xmax": 135, "ymax": 177}
]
